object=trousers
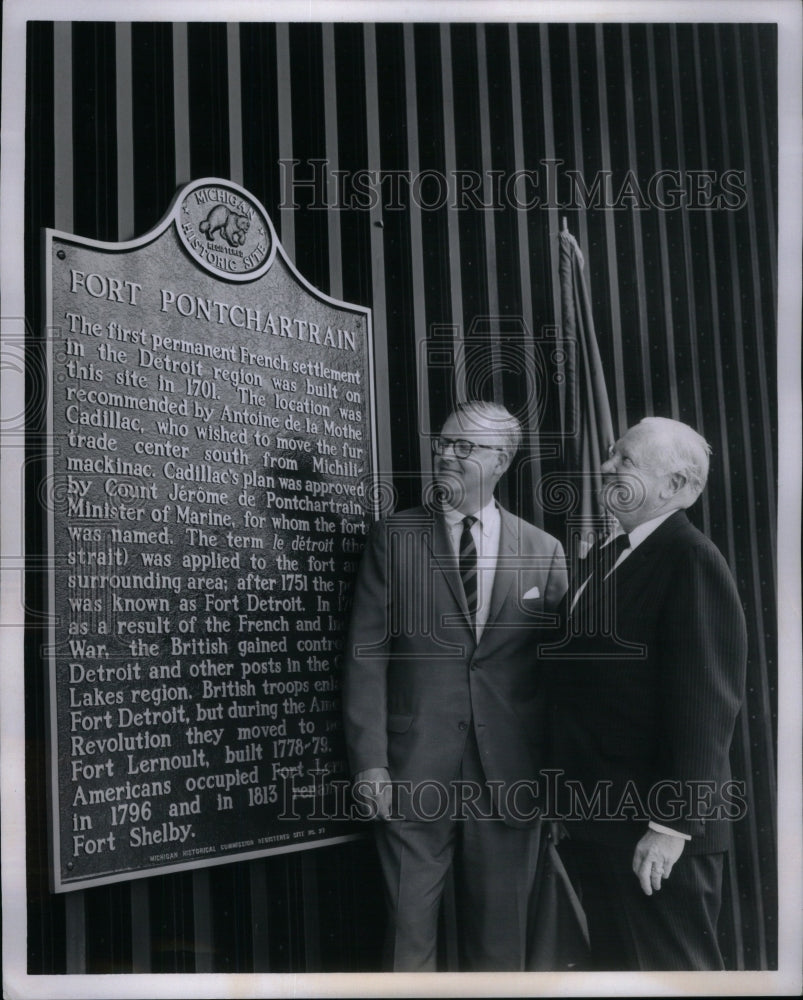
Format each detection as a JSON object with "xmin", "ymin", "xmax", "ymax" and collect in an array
[
  {"xmin": 373, "ymin": 724, "xmax": 541, "ymax": 971},
  {"xmin": 559, "ymin": 839, "xmax": 725, "ymax": 971}
]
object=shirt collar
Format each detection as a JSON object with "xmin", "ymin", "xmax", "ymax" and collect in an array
[
  {"xmin": 442, "ymin": 498, "xmax": 499, "ymax": 536},
  {"xmin": 619, "ymin": 509, "xmax": 676, "ymax": 551}
]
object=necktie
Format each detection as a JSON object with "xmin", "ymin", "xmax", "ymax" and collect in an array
[
  {"xmin": 459, "ymin": 516, "xmax": 478, "ymax": 624},
  {"xmin": 597, "ymin": 531, "xmax": 631, "ymax": 576},
  {"xmin": 572, "ymin": 531, "xmax": 630, "ymax": 617}
]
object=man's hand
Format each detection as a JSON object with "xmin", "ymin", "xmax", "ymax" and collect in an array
[
  {"xmin": 353, "ymin": 767, "xmax": 393, "ymax": 820},
  {"xmin": 632, "ymin": 829, "xmax": 686, "ymax": 895}
]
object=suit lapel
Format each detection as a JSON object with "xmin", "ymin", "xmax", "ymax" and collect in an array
[
  {"xmin": 584, "ymin": 510, "xmax": 689, "ymax": 610},
  {"xmin": 487, "ymin": 506, "xmax": 516, "ymax": 626},
  {"xmin": 423, "ymin": 508, "xmax": 470, "ymax": 619},
  {"xmin": 615, "ymin": 510, "xmax": 688, "ymax": 583}
]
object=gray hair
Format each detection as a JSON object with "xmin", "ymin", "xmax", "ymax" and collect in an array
[
  {"xmin": 635, "ymin": 416, "xmax": 711, "ymax": 500},
  {"xmin": 449, "ymin": 400, "xmax": 523, "ymax": 457}
]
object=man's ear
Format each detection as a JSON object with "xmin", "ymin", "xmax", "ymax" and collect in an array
[
  {"xmin": 663, "ymin": 470, "xmax": 687, "ymax": 498},
  {"xmin": 495, "ymin": 450, "xmax": 513, "ymax": 477}
]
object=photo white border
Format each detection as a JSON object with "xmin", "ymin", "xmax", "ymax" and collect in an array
[{"xmin": 1, "ymin": 1, "xmax": 800, "ymax": 997}]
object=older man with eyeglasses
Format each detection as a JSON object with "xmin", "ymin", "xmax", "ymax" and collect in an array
[{"xmin": 342, "ymin": 400, "xmax": 567, "ymax": 971}]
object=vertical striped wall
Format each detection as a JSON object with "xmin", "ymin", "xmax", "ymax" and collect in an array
[{"xmin": 24, "ymin": 20, "xmax": 777, "ymax": 972}]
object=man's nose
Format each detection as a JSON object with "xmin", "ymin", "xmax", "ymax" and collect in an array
[{"xmin": 601, "ymin": 457, "xmax": 615, "ymax": 474}]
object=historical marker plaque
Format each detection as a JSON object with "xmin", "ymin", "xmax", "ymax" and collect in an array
[{"xmin": 45, "ymin": 179, "xmax": 377, "ymax": 891}]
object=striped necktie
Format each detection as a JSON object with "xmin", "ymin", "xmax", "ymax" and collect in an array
[{"xmin": 459, "ymin": 515, "xmax": 478, "ymax": 624}]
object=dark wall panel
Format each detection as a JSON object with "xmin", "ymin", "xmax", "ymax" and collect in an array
[
  {"xmin": 71, "ymin": 23, "xmax": 118, "ymax": 240},
  {"xmin": 131, "ymin": 23, "xmax": 176, "ymax": 236},
  {"xmin": 288, "ymin": 23, "xmax": 329, "ymax": 293},
  {"xmin": 186, "ymin": 24, "xmax": 230, "ymax": 179},
  {"xmin": 240, "ymin": 23, "xmax": 281, "ymax": 221}
]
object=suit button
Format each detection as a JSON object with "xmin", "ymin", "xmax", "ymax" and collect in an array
[{"xmin": 458, "ymin": 721, "xmax": 468, "ymax": 731}]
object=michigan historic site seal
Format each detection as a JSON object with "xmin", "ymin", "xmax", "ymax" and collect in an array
[{"xmin": 177, "ymin": 180, "xmax": 275, "ymax": 281}]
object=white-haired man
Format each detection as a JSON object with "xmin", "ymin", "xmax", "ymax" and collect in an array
[
  {"xmin": 548, "ymin": 416, "xmax": 747, "ymax": 970},
  {"xmin": 343, "ymin": 401, "xmax": 567, "ymax": 970}
]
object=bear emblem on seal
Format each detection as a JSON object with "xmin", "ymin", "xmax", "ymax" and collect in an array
[{"xmin": 199, "ymin": 205, "xmax": 251, "ymax": 247}]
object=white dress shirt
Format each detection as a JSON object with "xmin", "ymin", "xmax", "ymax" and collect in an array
[{"xmin": 441, "ymin": 499, "xmax": 500, "ymax": 640}]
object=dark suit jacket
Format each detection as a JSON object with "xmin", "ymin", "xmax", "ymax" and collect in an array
[
  {"xmin": 548, "ymin": 510, "xmax": 747, "ymax": 853},
  {"xmin": 342, "ymin": 503, "xmax": 567, "ymax": 826}
]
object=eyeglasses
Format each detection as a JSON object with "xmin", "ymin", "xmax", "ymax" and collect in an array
[{"xmin": 432, "ymin": 437, "xmax": 507, "ymax": 459}]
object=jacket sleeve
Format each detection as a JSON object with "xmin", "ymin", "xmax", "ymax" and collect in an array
[
  {"xmin": 341, "ymin": 519, "xmax": 392, "ymax": 776},
  {"xmin": 654, "ymin": 539, "xmax": 747, "ymax": 837},
  {"xmin": 543, "ymin": 538, "xmax": 569, "ymax": 612}
]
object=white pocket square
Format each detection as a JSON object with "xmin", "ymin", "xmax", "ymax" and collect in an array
[{"xmin": 522, "ymin": 586, "xmax": 540, "ymax": 599}]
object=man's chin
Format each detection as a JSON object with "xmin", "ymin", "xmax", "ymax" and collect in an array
[
  {"xmin": 431, "ymin": 474, "xmax": 465, "ymax": 509},
  {"xmin": 600, "ymin": 478, "xmax": 645, "ymax": 521}
]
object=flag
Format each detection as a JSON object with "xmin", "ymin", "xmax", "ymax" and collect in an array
[{"xmin": 558, "ymin": 220, "xmax": 615, "ymax": 526}]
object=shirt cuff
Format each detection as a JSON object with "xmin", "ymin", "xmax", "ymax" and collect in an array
[{"xmin": 648, "ymin": 820, "xmax": 692, "ymax": 841}]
